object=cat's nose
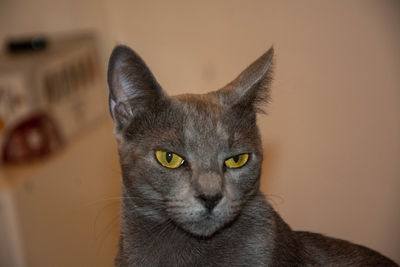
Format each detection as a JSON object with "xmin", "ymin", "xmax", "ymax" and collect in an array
[{"xmin": 197, "ymin": 194, "xmax": 222, "ymax": 211}]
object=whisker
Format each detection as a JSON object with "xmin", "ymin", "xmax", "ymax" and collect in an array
[
  {"xmin": 93, "ymin": 202, "xmax": 121, "ymax": 241},
  {"xmin": 96, "ymin": 214, "xmax": 120, "ymax": 255}
]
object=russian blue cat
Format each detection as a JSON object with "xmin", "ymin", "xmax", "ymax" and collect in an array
[{"xmin": 107, "ymin": 45, "xmax": 397, "ymax": 266}]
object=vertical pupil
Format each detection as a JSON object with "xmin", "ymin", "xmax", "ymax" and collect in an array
[
  {"xmin": 166, "ymin": 152, "xmax": 173, "ymax": 163},
  {"xmin": 233, "ymin": 155, "xmax": 240, "ymax": 163}
]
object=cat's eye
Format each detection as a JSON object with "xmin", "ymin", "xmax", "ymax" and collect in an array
[
  {"xmin": 224, "ymin": 153, "xmax": 249, "ymax": 169},
  {"xmin": 155, "ymin": 150, "xmax": 184, "ymax": 169}
]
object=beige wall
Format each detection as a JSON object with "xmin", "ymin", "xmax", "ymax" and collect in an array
[{"xmin": 1, "ymin": 0, "xmax": 399, "ymax": 263}]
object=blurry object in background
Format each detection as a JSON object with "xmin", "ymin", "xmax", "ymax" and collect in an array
[
  {"xmin": 2, "ymin": 113, "xmax": 62, "ymax": 163},
  {"xmin": 0, "ymin": 32, "xmax": 105, "ymax": 164},
  {"xmin": 0, "ymin": 32, "xmax": 115, "ymax": 267},
  {"xmin": 6, "ymin": 36, "xmax": 48, "ymax": 53}
]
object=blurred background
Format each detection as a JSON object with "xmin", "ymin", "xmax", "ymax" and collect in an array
[{"xmin": 0, "ymin": 0, "xmax": 399, "ymax": 266}]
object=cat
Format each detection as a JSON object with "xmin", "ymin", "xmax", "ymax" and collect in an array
[{"xmin": 107, "ymin": 45, "xmax": 398, "ymax": 267}]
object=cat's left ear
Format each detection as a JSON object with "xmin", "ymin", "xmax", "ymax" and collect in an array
[
  {"xmin": 107, "ymin": 45, "xmax": 164, "ymax": 130},
  {"xmin": 215, "ymin": 47, "xmax": 274, "ymax": 114}
]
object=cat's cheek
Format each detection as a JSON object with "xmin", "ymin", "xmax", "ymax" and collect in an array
[
  {"xmin": 225, "ymin": 166, "xmax": 260, "ymax": 196},
  {"xmin": 169, "ymin": 176, "xmax": 192, "ymax": 200},
  {"xmin": 139, "ymin": 162, "xmax": 191, "ymax": 198},
  {"xmin": 224, "ymin": 179, "xmax": 242, "ymax": 202},
  {"xmin": 144, "ymin": 170, "xmax": 177, "ymax": 195}
]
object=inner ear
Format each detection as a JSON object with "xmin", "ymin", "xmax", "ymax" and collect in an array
[
  {"xmin": 107, "ymin": 45, "xmax": 165, "ymax": 130},
  {"xmin": 213, "ymin": 47, "xmax": 274, "ymax": 114}
]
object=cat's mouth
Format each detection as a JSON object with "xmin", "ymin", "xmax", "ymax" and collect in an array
[{"xmin": 167, "ymin": 199, "xmax": 240, "ymax": 237}]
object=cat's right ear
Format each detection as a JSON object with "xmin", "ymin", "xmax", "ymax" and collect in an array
[{"xmin": 107, "ymin": 45, "xmax": 164, "ymax": 130}]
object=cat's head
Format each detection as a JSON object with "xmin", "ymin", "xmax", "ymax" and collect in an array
[{"xmin": 108, "ymin": 46, "xmax": 273, "ymax": 237}]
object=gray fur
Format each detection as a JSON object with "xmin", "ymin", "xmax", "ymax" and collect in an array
[{"xmin": 107, "ymin": 45, "xmax": 398, "ymax": 266}]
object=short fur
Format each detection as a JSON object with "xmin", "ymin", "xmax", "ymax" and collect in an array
[{"xmin": 107, "ymin": 45, "xmax": 398, "ymax": 267}]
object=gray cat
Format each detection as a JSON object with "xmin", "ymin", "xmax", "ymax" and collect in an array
[{"xmin": 107, "ymin": 45, "xmax": 398, "ymax": 266}]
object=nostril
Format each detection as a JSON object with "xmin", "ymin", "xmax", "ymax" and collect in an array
[{"xmin": 197, "ymin": 194, "xmax": 222, "ymax": 211}]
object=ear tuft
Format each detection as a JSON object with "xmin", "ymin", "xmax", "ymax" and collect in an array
[
  {"xmin": 107, "ymin": 45, "xmax": 163, "ymax": 130},
  {"xmin": 214, "ymin": 47, "xmax": 274, "ymax": 114}
]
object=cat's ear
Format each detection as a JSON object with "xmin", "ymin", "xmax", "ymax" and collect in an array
[
  {"xmin": 107, "ymin": 45, "xmax": 164, "ymax": 129},
  {"xmin": 215, "ymin": 47, "xmax": 274, "ymax": 114}
]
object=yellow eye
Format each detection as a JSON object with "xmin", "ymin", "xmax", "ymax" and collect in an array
[
  {"xmin": 224, "ymin": 153, "xmax": 249, "ymax": 169},
  {"xmin": 155, "ymin": 150, "xmax": 184, "ymax": 168}
]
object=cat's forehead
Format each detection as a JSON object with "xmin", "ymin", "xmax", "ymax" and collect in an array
[
  {"xmin": 173, "ymin": 93, "xmax": 222, "ymax": 113},
  {"xmin": 173, "ymin": 93, "xmax": 230, "ymax": 148},
  {"xmin": 173, "ymin": 93, "xmax": 228, "ymax": 129}
]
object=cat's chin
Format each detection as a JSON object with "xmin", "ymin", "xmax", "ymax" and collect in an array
[{"xmin": 176, "ymin": 215, "xmax": 233, "ymax": 238}]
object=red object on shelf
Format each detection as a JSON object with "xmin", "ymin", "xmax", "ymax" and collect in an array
[{"xmin": 2, "ymin": 113, "xmax": 63, "ymax": 163}]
